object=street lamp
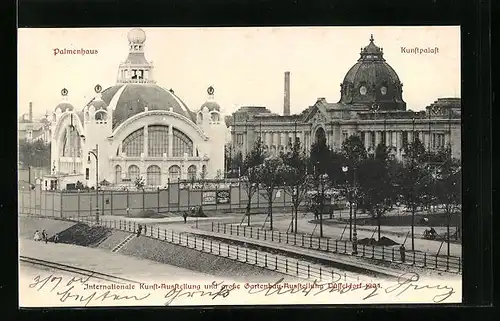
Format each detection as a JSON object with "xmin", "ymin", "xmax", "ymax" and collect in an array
[
  {"xmin": 317, "ymin": 173, "xmax": 328, "ymax": 238},
  {"xmin": 88, "ymin": 144, "xmax": 99, "ymax": 225},
  {"xmin": 342, "ymin": 165, "xmax": 358, "ymax": 255}
]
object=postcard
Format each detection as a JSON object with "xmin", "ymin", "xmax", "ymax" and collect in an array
[{"xmin": 18, "ymin": 26, "xmax": 462, "ymax": 307}]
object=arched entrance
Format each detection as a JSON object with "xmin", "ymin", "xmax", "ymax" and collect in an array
[{"xmin": 315, "ymin": 127, "xmax": 326, "ymax": 145}]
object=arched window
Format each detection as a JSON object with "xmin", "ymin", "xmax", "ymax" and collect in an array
[
  {"xmin": 122, "ymin": 128, "xmax": 144, "ymax": 156},
  {"xmin": 148, "ymin": 125, "xmax": 169, "ymax": 157},
  {"xmin": 128, "ymin": 165, "xmax": 140, "ymax": 182},
  {"xmin": 168, "ymin": 165, "xmax": 181, "ymax": 181},
  {"xmin": 172, "ymin": 128, "xmax": 193, "ymax": 157},
  {"xmin": 95, "ymin": 111, "xmax": 107, "ymax": 121},
  {"xmin": 187, "ymin": 165, "xmax": 197, "ymax": 180},
  {"xmin": 61, "ymin": 127, "xmax": 82, "ymax": 157},
  {"xmin": 211, "ymin": 112, "xmax": 220, "ymax": 122},
  {"xmin": 147, "ymin": 165, "xmax": 161, "ymax": 186},
  {"xmin": 201, "ymin": 165, "xmax": 207, "ymax": 178},
  {"xmin": 115, "ymin": 165, "xmax": 122, "ymax": 183}
]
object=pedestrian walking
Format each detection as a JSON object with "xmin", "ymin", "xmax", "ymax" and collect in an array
[
  {"xmin": 399, "ymin": 244, "xmax": 406, "ymax": 263},
  {"xmin": 42, "ymin": 230, "xmax": 48, "ymax": 244},
  {"xmin": 137, "ymin": 224, "xmax": 142, "ymax": 237},
  {"xmin": 33, "ymin": 230, "xmax": 41, "ymax": 241},
  {"xmin": 183, "ymin": 212, "xmax": 188, "ymax": 224}
]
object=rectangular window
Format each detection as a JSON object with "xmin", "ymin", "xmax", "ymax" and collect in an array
[
  {"xmin": 85, "ymin": 168, "xmax": 89, "ymax": 180},
  {"xmin": 288, "ymin": 137, "xmax": 293, "ymax": 146},
  {"xmin": 342, "ymin": 130, "xmax": 348, "ymax": 142},
  {"xmin": 236, "ymin": 133, "xmax": 244, "ymax": 145},
  {"xmin": 371, "ymin": 131, "xmax": 376, "ymax": 147}
]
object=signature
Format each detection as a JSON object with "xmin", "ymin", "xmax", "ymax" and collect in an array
[
  {"xmin": 164, "ymin": 281, "xmax": 237, "ymax": 306},
  {"xmin": 382, "ymin": 272, "xmax": 456, "ymax": 303},
  {"xmin": 28, "ymin": 273, "xmax": 150, "ymax": 306},
  {"xmin": 245, "ymin": 272, "xmax": 455, "ymax": 303}
]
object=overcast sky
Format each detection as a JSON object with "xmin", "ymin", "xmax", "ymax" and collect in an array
[{"xmin": 18, "ymin": 26, "xmax": 460, "ymax": 118}]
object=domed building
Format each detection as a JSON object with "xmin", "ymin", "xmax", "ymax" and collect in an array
[
  {"xmin": 45, "ymin": 28, "xmax": 226, "ymax": 190},
  {"xmin": 228, "ymin": 34, "xmax": 461, "ymax": 163}
]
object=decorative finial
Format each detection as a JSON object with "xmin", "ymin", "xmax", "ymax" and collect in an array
[
  {"xmin": 61, "ymin": 88, "xmax": 68, "ymax": 96},
  {"xmin": 370, "ymin": 34, "xmax": 374, "ymax": 43},
  {"xmin": 94, "ymin": 84, "xmax": 102, "ymax": 93},
  {"xmin": 207, "ymin": 86, "xmax": 214, "ymax": 95},
  {"xmin": 169, "ymin": 88, "xmax": 174, "ymax": 94}
]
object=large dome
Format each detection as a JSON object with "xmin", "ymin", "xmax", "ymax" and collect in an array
[
  {"xmin": 339, "ymin": 35, "xmax": 406, "ymax": 111},
  {"xmin": 100, "ymin": 84, "xmax": 195, "ymax": 128}
]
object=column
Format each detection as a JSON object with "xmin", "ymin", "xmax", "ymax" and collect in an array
[
  {"xmin": 408, "ymin": 131, "xmax": 413, "ymax": 144},
  {"xmin": 390, "ymin": 132, "xmax": 396, "ymax": 148},
  {"xmin": 396, "ymin": 131, "xmax": 402, "ymax": 157},
  {"xmin": 168, "ymin": 124, "xmax": 173, "ymax": 156},
  {"xmin": 364, "ymin": 131, "xmax": 370, "ymax": 150},
  {"xmin": 375, "ymin": 131, "xmax": 382, "ymax": 146},
  {"xmin": 418, "ymin": 132, "xmax": 424, "ymax": 145},
  {"xmin": 143, "ymin": 125, "xmax": 148, "ymax": 157},
  {"xmin": 266, "ymin": 131, "xmax": 272, "ymax": 147}
]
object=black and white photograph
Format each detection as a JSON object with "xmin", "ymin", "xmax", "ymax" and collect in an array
[{"xmin": 18, "ymin": 26, "xmax": 462, "ymax": 306}]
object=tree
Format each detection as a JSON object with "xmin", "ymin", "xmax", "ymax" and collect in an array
[
  {"xmin": 395, "ymin": 160, "xmax": 432, "ymax": 251},
  {"xmin": 374, "ymin": 143, "xmax": 390, "ymax": 162},
  {"xmin": 241, "ymin": 140, "xmax": 265, "ymax": 226},
  {"xmin": 310, "ymin": 140, "xmax": 330, "ymax": 175},
  {"xmin": 75, "ymin": 181, "xmax": 85, "ymax": 190},
  {"xmin": 433, "ymin": 158, "xmax": 461, "ymax": 255},
  {"xmin": 404, "ymin": 137, "xmax": 427, "ymax": 163},
  {"xmin": 356, "ymin": 157, "xmax": 394, "ymax": 241},
  {"xmin": 232, "ymin": 151, "xmax": 243, "ymax": 172},
  {"xmin": 19, "ymin": 139, "xmax": 51, "ymax": 168},
  {"xmin": 255, "ymin": 156, "xmax": 287, "ymax": 231},
  {"xmin": 134, "ymin": 176, "xmax": 145, "ymax": 190},
  {"xmin": 281, "ymin": 140, "xmax": 312, "ymax": 234},
  {"xmin": 341, "ymin": 135, "xmax": 368, "ymax": 166}
]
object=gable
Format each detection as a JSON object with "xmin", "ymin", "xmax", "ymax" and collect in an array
[{"xmin": 303, "ymin": 102, "xmax": 330, "ymax": 123}]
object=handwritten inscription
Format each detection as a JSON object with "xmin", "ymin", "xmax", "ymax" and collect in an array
[
  {"xmin": 28, "ymin": 274, "xmax": 150, "ymax": 306},
  {"xmin": 26, "ymin": 271, "xmax": 457, "ymax": 306}
]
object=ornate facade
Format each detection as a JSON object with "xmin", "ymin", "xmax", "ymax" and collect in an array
[
  {"xmin": 45, "ymin": 28, "xmax": 226, "ymax": 190},
  {"xmin": 227, "ymin": 35, "xmax": 461, "ymax": 161}
]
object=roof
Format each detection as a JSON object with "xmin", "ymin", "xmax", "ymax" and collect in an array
[
  {"xmin": 55, "ymin": 102, "xmax": 74, "ymax": 112},
  {"xmin": 124, "ymin": 52, "xmax": 150, "ymax": 65},
  {"xmin": 339, "ymin": 35, "xmax": 405, "ymax": 111},
  {"xmin": 200, "ymin": 101, "xmax": 221, "ymax": 112},
  {"xmin": 100, "ymin": 84, "xmax": 195, "ymax": 129}
]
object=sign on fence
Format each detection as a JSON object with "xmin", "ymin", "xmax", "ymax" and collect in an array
[
  {"xmin": 202, "ymin": 191, "xmax": 216, "ymax": 205},
  {"xmin": 216, "ymin": 190, "xmax": 230, "ymax": 204}
]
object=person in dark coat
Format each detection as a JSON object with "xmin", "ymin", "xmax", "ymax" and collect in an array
[
  {"xmin": 183, "ymin": 212, "xmax": 188, "ymax": 223},
  {"xmin": 42, "ymin": 230, "xmax": 48, "ymax": 244},
  {"xmin": 399, "ymin": 244, "xmax": 406, "ymax": 263},
  {"xmin": 137, "ymin": 224, "xmax": 142, "ymax": 237}
]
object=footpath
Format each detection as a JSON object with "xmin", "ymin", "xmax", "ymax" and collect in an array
[
  {"xmin": 19, "ymin": 238, "xmax": 211, "ymax": 282},
  {"xmin": 111, "ymin": 219, "xmax": 406, "ymax": 280}
]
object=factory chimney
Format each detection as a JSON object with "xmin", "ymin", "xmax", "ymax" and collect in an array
[
  {"xmin": 29, "ymin": 102, "xmax": 33, "ymax": 122},
  {"xmin": 284, "ymin": 71, "xmax": 290, "ymax": 116}
]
